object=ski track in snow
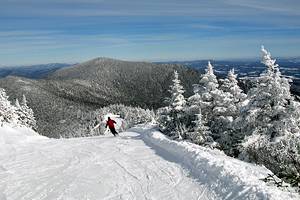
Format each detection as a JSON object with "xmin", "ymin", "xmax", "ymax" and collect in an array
[
  {"xmin": 1, "ymin": 125, "xmax": 299, "ymax": 200},
  {"xmin": 0, "ymin": 129, "xmax": 215, "ymax": 200}
]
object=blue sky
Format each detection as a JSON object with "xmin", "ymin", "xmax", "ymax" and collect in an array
[{"xmin": 0, "ymin": 0, "xmax": 300, "ymax": 66}]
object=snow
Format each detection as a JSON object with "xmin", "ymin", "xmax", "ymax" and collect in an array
[
  {"xmin": 0, "ymin": 125, "xmax": 299, "ymax": 200},
  {"xmin": 0, "ymin": 125, "xmax": 46, "ymax": 145},
  {"xmin": 135, "ymin": 125, "xmax": 299, "ymax": 200}
]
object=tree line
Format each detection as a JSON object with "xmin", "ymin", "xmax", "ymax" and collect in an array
[
  {"xmin": 0, "ymin": 89, "xmax": 37, "ymax": 130},
  {"xmin": 157, "ymin": 47, "xmax": 300, "ymax": 190}
]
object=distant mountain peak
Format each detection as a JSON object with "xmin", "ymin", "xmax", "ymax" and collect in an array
[{"xmin": 91, "ymin": 57, "xmax": 121, "ymax": 63}]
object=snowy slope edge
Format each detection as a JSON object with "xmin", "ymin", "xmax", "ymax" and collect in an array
[
  {"xmin": 133, "ymin": 125, "xmax": 300, "ymax": 200},
  {"xmin": 0, "ymin": 125, "xmax": 47, "ymax": 146}
]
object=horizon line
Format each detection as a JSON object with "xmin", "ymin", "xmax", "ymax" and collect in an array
[{"xmin": 1, "ymin": 55, "xmax": 300, "ymax": 67}]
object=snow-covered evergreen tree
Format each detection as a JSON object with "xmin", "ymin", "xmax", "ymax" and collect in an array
[
  {"xmin": 188, "ymin": 110, "xmax": 213, "ymax": 145},
  {"xmin": 236, "ymin": 47, "xmax": 300, "ymax": 181},
  {"xmin": 15, "ymin": 98, "xmax": 20, "ymax": 108},
  {"xmin": 238, "ymin": 47, "xmax": 298, "ymax": 143},
  {"xmin": 196, "ymin": 61, "xmax": 220, "ymax": 125},
  {"xmin": 184, "ymin": 61, "xmax": 226, "ymax": 146},
  {"xmin": 215, "ymin": 69, "xmax": 247, "ymax": 155},
  {"xmin": 220, "ymin": 69, "xmax": 247, "ymax": 107},
  {"xmin": 158, "ymin": 71, "xmax": 186, "ymax": 139},
  {"xmin": 168, "ymin": 70, "xmax": 186, "ymax": 112},
  {"xmin": 187, "ymin": 93, "xmax": 202, "ymax": 115},
  {"xmin": 0, "ymin": 88, "xmax": 18, "ymax": 125},
  {"xmin": 20, "ymin": 94, "xmax": 37, "ymax": 130},
  {"xmin": 193, "ymin": 61, "xmax": 228, "ymax": 144},
  {"xmin": 184, "ymin": 92, "xmax": 203, "ymax": 131},
  {"xmin": 197, "ymin": 61, "xmax": 219, "ymax": 93},
  {"xmin": 14, "ymin": 98, "xmax": 27, "ymax": 126}
]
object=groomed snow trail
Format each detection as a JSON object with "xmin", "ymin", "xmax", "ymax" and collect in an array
[{"xmin": 0, "ymin": 129, "xmax": 215, "ymax": 200}]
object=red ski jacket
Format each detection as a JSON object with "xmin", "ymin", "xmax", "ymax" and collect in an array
[{"xmin": 106, "ymin": 119, "xmax": 116, "ymax": 129}]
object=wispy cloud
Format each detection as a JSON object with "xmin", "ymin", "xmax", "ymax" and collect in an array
[
  {"xmin": 0, "ymin": 0, "xmax": 299, "ymax": 65},
  {"xmin": 226, "ymin": 0, "xmax": 300, "ymax": 15},
  {"xmin": 0, "ymin": 30, "xmax": 190, "ymax": 55},
  {"xmin": 1, "ymin": 0, "xmax": 299, "ymax": 17}
]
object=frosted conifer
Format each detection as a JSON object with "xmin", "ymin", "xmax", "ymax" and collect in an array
[
  {"xmin": 20, "ymin": 94, "xmax": 37, "ymax": 130},
  {"xmin": 189, "ymin": 110, "xmax": 213, "ymax": 145},
  {"xmin": 237, "ymin": 46, "xmax": 300, "ymax": 170},
  {"xmin": 158, "ymin": 71, "xmax": 187, "ymax": 139},
  {"xmin": 168, "ymin": 70, "xmax": 186, "ymax": 111},
  {"xmin": 0, "ymin": 88, "xmax": 18, "ymax": 125},
  {"xmin": 197, "ymin": 61, "xmax": 220, "ymax": 124}
]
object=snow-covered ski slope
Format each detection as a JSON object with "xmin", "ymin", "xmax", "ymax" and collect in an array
[{"xmin": 0, "ymin": 125, "xmax": 299, "ymax": 200}]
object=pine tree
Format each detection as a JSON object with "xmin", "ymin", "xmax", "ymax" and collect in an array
[
  {"xmin": 196, "ymin": 61, "xmax": 220, "ymax": 125},
  {"xmin": 187, "ymin": 93, "xmax": 202, "ymax": 114},
  {"xmin": 15, "ymin": 98, "xmax": 20, "ymax": 108},
  {"xmin": 238, "ymin": 46, "xmax": 300, "ymax": 162},
  {"xmin": 238, "ymin": 47, "xmax": 297, "ymax": 141},
  {"xmin": 197, "ymin": 61, "xmax": 219, "ymax": 93},
  {"xmin": 189, "ymin": 110, "xmax": 213, "ymax": 145},
  {"xmin": 220, "ymin": 69, "xmax": 247, "ymax": 107},
  {"xmin": 168, "ymin": 70, "xmax": 186, "ymax": 112},
  {"xmin": 158, "ymin": 71, "xmax": 186, "ymax": 139},
  {"xmin": 215, "ymin": 69, "xmax": 247, "ymax": 155},
  {"xmin": 20, "ymin": 94, "xmax": 37, "ymax": 130},
  {"xmin": 14, "ymin": 98, "xmax": 26, "ymax": 127},
  {"xmin": 195, "ymin": 62, "xmax": 229, "ymax": 143},
  {"xmin": 0, "ymin": 88, "xmax": 18, "ymax": 125}
]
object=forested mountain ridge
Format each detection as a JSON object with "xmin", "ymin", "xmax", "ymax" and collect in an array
[{"xmin": 47, "ymin": 57, "xmax": 200, "ymax": 108}]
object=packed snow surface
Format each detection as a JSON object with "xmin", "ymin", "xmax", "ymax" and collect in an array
[{"xmin": 0, "ymin": 125, "xmax": 299, "ymax": 200}]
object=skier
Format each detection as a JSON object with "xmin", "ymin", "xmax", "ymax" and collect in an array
[{"xmin": 106, "ymin": 117, "xmax": 118, "ymax": 136}]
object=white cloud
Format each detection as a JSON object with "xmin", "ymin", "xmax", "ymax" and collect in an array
[{"xmin": 226, "ymin": 0, "xmax": 300, "ymax": 15}]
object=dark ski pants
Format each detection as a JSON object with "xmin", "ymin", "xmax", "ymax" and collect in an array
[{"xmin": 109, "ymin": 127, "xmax": 118, "ymax": 136}]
